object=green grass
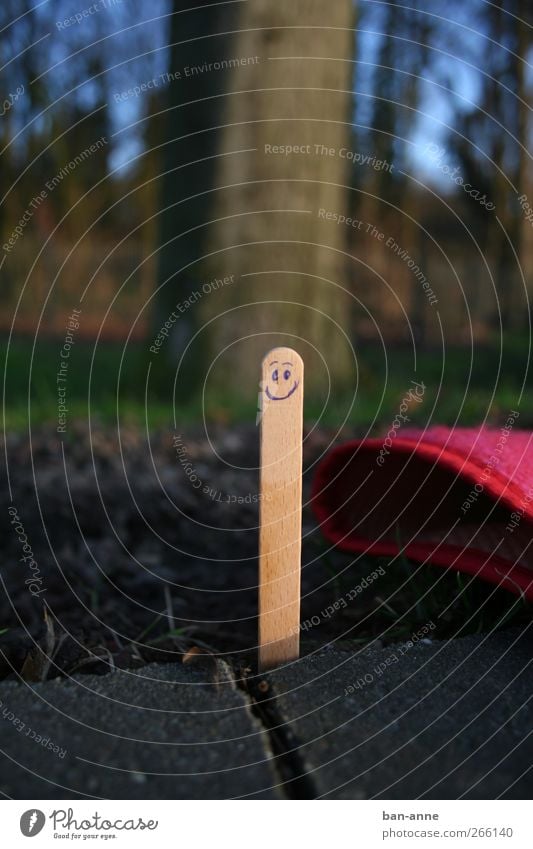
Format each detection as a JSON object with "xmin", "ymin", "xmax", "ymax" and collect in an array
[
  {"xmin": 2, "ymin": 334, "xmax": 531, "ymax": 430},
  {"xmin": 310, "ymin": 546, "xmax": 532, "ymax": 648}
]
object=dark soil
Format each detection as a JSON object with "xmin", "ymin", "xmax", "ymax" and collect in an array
[{"xmin": 1, "ymin": 423, "xmax": 530, "ymax": 682}]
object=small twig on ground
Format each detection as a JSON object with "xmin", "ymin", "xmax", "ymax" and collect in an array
[{"xmin": 164, "ymin": 585, "xmax": 175, "ymax": 632}]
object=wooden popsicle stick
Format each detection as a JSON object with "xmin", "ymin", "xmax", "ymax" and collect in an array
[{"xmin": 258, "ymin": 347, "xmax": 304, "ymax": 671}]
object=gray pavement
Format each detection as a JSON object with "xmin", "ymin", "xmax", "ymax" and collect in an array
[
  {"xmin": 265, "ymin": 627, "xmax": 533, "ymax": 799},
  {"xmin": 0, "ymin": 627, "xmax": 531, "ymax": 799},
  {"xmin": 0, "ymin": 659, "xmax": 279, "ymax": 799}
]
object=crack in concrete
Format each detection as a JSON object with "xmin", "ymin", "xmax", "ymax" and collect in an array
[{"xmin": 235, "ymin": 667, "xmax": 317, "ymax": 800}]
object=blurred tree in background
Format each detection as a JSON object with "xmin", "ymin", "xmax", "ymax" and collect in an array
[
  {"xmin": 204, "ymin": 0, "xmax": 356, "ymax": 394},
  {"xmin": 451, "ymin": 0, "xmax": 532, "ymax": 330},
  {"xmin": 153, "ymin": 0, "xmax": 238, "ymax": 396}
]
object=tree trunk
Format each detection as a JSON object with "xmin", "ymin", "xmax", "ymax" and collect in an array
[
  {"xmin": 514, "ymin": 0, "xmax": 532, "ymax": 329},
  {"xmin": 204, "ymin": 0, "xmax": 357, "ymax": 397},
  {"xmin": 152, "ymin": 0, "xmax": 238, "ymax": 395}
]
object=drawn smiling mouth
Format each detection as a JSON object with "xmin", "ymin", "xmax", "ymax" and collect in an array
[{"xmin": 266, "ymin": 381, "xmax": 299, "ymax": 401}]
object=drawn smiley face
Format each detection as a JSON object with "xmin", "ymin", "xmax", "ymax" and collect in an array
[{"xmin": 265, "ymin": 359, "xmax": 299, "ymax": 401}]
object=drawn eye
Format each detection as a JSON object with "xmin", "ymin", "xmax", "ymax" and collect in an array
[
  {"xmin": 283, "ymin": 369, "xmax": 291, "ymax": 380},
  {"xmin": 272, "ymin": 369, "xmax": 279, "ymax": 382}
]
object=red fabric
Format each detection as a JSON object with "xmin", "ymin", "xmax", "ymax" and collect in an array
[{"xmin": 311, "ymin": 426, "xmax": 533, "ymax": 599}]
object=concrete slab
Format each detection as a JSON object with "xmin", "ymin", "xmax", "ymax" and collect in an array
[
  {"xmin": 0, "ymin": 660, "xmax": 279, "ymax": 799},
  {"xmin": 263, "ymin": 627, "xmax": 533, "ymax": 799}
]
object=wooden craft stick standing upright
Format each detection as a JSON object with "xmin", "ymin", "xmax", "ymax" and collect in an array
[{"xmin": 258, "ymin": 347, "xmax": 304, "ymax": 671}]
